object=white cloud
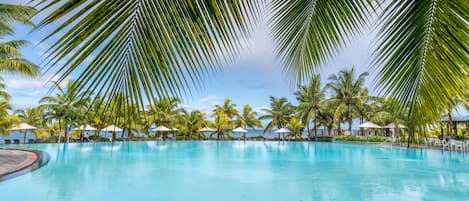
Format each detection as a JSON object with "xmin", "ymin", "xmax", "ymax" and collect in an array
[
  {"xmin": 27, "ymin": 90, "xmax": 44, "ymax": 98},
  {"xmin": 4, "ymin": 74, "xmax": 68, "ymax": 89},
  {"xmin": 180, "ymin": 95, "xmax": 223, "ymax": 115}
]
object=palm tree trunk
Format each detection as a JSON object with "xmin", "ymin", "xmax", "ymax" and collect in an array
[
  {"xmin": 360, "ymin": 117, "xmax": 364, "ymax": 136},
  {"xmin": 337, "ymin": 119, "xmax": 341, "ymax": 135},
  {"xmin": 348, "ymin": 104, "xmax": 352, "ymax": 133},
  {"xmin": 64, "ymin": 122, "xmax": 69, "ymax": 143},
  {"xmin": 314, "ymin": 116, "xmax": 318, "ymax": 141}
]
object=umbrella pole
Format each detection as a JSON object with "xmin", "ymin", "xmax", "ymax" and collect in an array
[{"xmin": 23, "ymin": 130, "xmax": 26, "ymax": 144}]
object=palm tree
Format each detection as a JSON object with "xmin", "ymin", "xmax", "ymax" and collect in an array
[
  {"xmin": 15, "ymin": 107, "xmax": 46, "ymax": 138},
  {"xmin": 369, "ymin": 97, "xmax": 408, "ymax": 138},
  {"xmin": 32, "ymin": 1, "xmax": 468, "ymax": 137},
  {"xmin": 295, "ymin": 74, "xmax": 324, "ymax": 140},
  {"xmin": 234, "ymin": 105, "xmax": 262, "ymax": 130},
  {"xmin": 213, "ymin": 98, "xmax": 239, "ymax": 120},
  {"xmin": 0, "ymin": 77, "xmax": 11, "ymax": 100},
  {"xmin": 212, "ymin": 110, "xmax": 232, "ymax": 140},
  {"xmin": 39, "ymin": 80, "xmax": 89, "ymax": 142},
  {"xmin": 148, "ymin": 97, "xmax": 183, "ymax": 127},
  {"xmin": 326, "ymin": 68, "xmax": 369, "ymax": 133},
  {"xmin": 0, "ymin": 4, "xmax": 39, "ymax": 77},
  {"xmin": 15, "ymin": 107, "xmax": 45, "ymax": 127},
  {"xmin": 286, "ymin": 117, "xmax": 304, "ymax": 140},
  {"xmin": 316, "ymin": 101, "xmax": 337, "ymax": 136},
  {"xmin": 180, "ymin": 110, "xmax": 206, "ymax": 140},
  {"xmin": 0, "ymin": 100, "xmax": 19, "ymax": 136},
  {"xmin": 260, "ymin": 96, "xmax": 295, "ymax": 133}
]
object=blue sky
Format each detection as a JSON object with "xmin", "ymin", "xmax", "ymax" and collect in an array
[{"xmin": 3, "ymin": 1, "xmax": 380, "ymax": 116}]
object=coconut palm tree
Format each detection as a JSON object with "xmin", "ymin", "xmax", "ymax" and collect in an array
[
  {"xmin": 179, "ymin": 110, "xmax": 206, "ymax": 140},
  {"xmin": 0, "ymin": 100, "xmax": 19, "ymax": 136},
  {"xmin": 295, "ymin": 74, "xmax": 324, "ymax": 140},
  {"xmin": 15, "ymin": 107, "xmax": 45, "ymax": 128},
  {"xmin": 212, "ymin": 110, "xmax": 233, "ymax": 140},
  {"xmin": 31, "ymin": 1, "xmax": 468, "ymax": 137},
  {"xmin": 234, "ymin": 105, "xmax": 262, "ymax": 130},
  {"xmin": 148, "ymin": 97, "xmax": 183, "ymax": 127},
  {"xmin": 260, "ymin": 96, "xmax": 295, "ymax": 133},
  {"xmin": 0, "ymin": 4, "xmax": 39, "ymax": 77},
  {"xmin": 213, "ymin": 98, "xmax": 239, "ymax": 120},
  {"xmin": 326, "ymin": 68, "xmax": 369, "ymax": 133},
  {"xmin": 286, "ymin": 117, "xmax": 304, "ymax": 140},
  {"xmin": 39, "ymin": 80, "xmax": 89, "ymax": 142}
]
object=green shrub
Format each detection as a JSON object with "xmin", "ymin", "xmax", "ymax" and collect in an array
[{"xmin": 333, "ymin": 135, "xmax": 386, "ymax": 143}]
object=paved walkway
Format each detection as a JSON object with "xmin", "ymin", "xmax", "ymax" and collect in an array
[{"xmin": 0, "ymin": 149, "xmax": 38, "ymax": 176}]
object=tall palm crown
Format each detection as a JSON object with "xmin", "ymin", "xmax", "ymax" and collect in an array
[
  {"xmin": 148, "ymin": 97, "xmax": 183, "ymax": 127},
  {"xmin": 15, "ymin": 107, "xmax": 45, "ymax": 127},
  {"xmin": 295, "ymin": 74, "xmax": 324, "ymax": 137},
  {"xmin": 0, "ymin": 100, "xmax": 18, "ymax": 136},
  {"xmin": 213, "ymin": 98, "xmax": 239, "ymax": 120},
  {"xmin": 234, "ymin": 105, "xmax": 262, "ymax": 129},
  {"xmin": 180, "ymin": 110, "xmax": 206, "ymax": 140},
  {"xmin": 260, "ymin": 96, "xmax": 295, "ymax": 133},
  {"xmin": 0, "ymin": 4, "xmax": 39, "ymax": 77},
  {"xmin": 326, "ymin": 68, "xmax": 369, "ymax": 132},
  {"xmin": 29, "ymin": 0, "xmax": 468, "ymax": 134},
  {"xmin": 39, "ymin": 80, "xmax": 89, "ymax": 140}
]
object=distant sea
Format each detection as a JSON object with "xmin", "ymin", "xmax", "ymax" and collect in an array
[{"xmin": 0, "ymin": 129, "xmax": 347, "ymax": 144}]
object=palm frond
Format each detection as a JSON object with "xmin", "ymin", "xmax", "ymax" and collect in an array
[
  {"xmin": 269, "ymin": 0, "xmax": 376, "ymax": 84},
  {"xmin": 0, "ymin": 58, "xmax": 40, "ymax": 77},
  {"xmin": 34, "ymin": 0, "xmax": 262, "ymax": 111},
  {"xmin": 0, "ymin": 3, "xmax": 36, "ymax": 36},
  {"xmin": 373, "ymin": 0, "xmax": 469, "ymax": 127}
]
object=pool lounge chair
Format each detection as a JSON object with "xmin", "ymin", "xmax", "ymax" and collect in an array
[
  {"xmin": 449, "ymin": 139, "xmax": 463, "ymax": 151},
  {"xmin": 28, "ymin": 139, "xmax": 35, "ymax": 144},
  {"xmin": 4, "ymin": 139, "xmax": 11, "ymax": 144},
  {"xmin": 441, "ymin": 140, "xmax": 450, "ymax": 150},
  {"xmin": 13, "ymin": 139, "xmax": 20, "ymax": 144}
]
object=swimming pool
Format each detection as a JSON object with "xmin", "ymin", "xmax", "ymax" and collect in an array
[{"xmin": 1, "ymin": 141, "xmax": 468, "ymax": 201}]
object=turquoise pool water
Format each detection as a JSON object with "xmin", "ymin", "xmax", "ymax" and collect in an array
[{"xmin": 1, "ymin": 141, "xmax": 468, "ymax": 201}]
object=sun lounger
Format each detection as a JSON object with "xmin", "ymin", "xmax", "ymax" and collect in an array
[
  {"xmin": 28, "ymin": 139, "xmax": 35, "ymax": 144},
  {"xmin": 4, "ymin": 139, "xmax": 11, "ymax": 144},
  {"xmin": 442, "ymin": 140, "xmax": 450, "ymax": 150},
  {"xmin": 13, "ymin": 139, "xmax": 20, "ymax": 144}
]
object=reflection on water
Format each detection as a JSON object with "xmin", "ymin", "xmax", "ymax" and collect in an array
[{"xmin": 0, "ymin": 141, "xmax": 468, "ymax": 201}]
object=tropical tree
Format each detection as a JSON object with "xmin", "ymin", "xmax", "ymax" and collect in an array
[
  {"xmin": 212, "ymin": 110, "xmax": 232, "ymax": 140},
  {"xmin": 0, "ymin": 4, "xmax": 39, "ymax": 77},
  {"xmin": 213, "ymin": 98, "xmax": 239, "ymax": 120},
  {"xmin": 326, "ymin": 68, "xmax": 369, "ymax": 133},
  {"xmin": 316, "ymin": 101, "xmax": 337, "ymax": 136},
  {"xmin": 31, "ymin": 0, "xmax": 468, "ymax": 139},
  {"xmin": 0, "ymin": 100, "xmax": 19, "ymax": 136},
  {"xmin": 260, "ymin": 96, "xmax": 295, "ymax": 133},
  {"xmin": 39, "ymin": 80, "xmax": 89, "ymax": 142},
  {"xmin": 179, "ymin": 110, "xmax": 206, "ymax": 140},
  {"xmin": 15, "ymin": 107, "xmax": 45, "ymax": 127},
  {"xmin": 234, "ymin": 105, "xmax": 261, "ymax": 130},
  {"xmin": 369, "ymin": 97, "xmax": 408, "ymax": 137},
  {"xmin": 286, "ymin": 117, "xmax": 304, "ymax": 140},
  {"xmin": 295, "ymin": 74, "xmax": 324, "ymax": 140},
  {"xmin": 148, "ymin": 97, "xmax": 183, "ymax": 127}
]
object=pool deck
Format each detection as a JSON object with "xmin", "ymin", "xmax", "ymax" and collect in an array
[{"xmin": 0, "ymin": 149, "xmax": 38, "ymax": 177}]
